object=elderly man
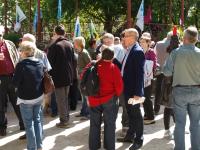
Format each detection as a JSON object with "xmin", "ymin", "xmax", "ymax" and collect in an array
[
  {"xmin": 0, "ymin": 25, "xmax": 24, "ymax": 136},
  {"xmin": 117, "ymin": 28, "xmax": 145, "ymax": 150},
  {"xmin": 164, "ymin": 26, "xmax": 200, "ymax": 150}
]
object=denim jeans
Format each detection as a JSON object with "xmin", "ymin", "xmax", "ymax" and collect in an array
[
  {"xmin": 89, "ymin": 96, "xmax": 119, "ymax": 150},
  {"xmin": 20, "ymin": 102, "xmax": 43, "ymax": 150},
  {"xmin": 50, "ymin": 92, "xmax": 57, "ymax": 115},
  {"xmin": 80, "ymin": 95, "xmax": 89, "ymax": 117},
  {"xmin": 173, "ymin": 86, "xmax": 200, "ymax": 150}
]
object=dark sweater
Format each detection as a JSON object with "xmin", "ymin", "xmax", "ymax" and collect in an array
[
  {"xmin": 47, "ymin": 37, "xmax": 75, "ymax": 87},
  {"xmin": 13, "ymin": 58, "xmax": 44, "ymax": 100}
]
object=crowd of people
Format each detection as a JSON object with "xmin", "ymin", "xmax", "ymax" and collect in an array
[{"xmin": 0, "ymin": 24, "xmax": 200, "ymax": 150}]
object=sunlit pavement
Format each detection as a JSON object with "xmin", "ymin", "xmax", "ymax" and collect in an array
[{"xmin": 0, "ymin": 103, "xmax": 191, "ymax": 150}]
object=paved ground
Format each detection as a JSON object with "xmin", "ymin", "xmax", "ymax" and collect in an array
[{"xmin": 0, "ymin": 102, "xmax": 191, "ymax": 150}]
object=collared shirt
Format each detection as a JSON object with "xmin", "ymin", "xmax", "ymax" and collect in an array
[
  {"xmin": 121, "ymin": 44, "xmax": 134, "ymax": 76},
  {"xmin": 0, "ymin": 41, "xmax": 15, "ymax": 75},
  {"xmin": 163, "ymin": 44, "xmax": 200, "ymax": 87}
]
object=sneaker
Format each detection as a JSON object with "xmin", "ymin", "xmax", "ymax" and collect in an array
[
  {"xmin": 144, "ymin": 119, "xmax": 156, "ymax": 125},
  {"xmin": 164, "ymin": 130, "xmax": 174, "ymax": 140},
  {"xmin": 0, "ymin": 128, "xmax": 6, "ymax": 136},
  {"xmin": 56, "ymin": 122, "xmax": 70, "ymax": 128}
]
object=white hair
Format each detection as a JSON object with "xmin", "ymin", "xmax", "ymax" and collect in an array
[{"xmin": 22, "ymin": 33, "xmax": 36, "ymax": 43}]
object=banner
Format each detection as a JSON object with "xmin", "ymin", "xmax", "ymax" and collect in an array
[
  {"xmin": 136, "ymin": 0, "xmax": 144, "ymax": 31},
  {"xmin": 57, "ymin": 0, "xmax": 62, "ymax": 20},
  {"xmin": 74, "ymin": 16, "xmax": 81, "ymax": 37}
]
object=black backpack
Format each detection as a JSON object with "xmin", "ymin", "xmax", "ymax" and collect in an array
[{"xmin": 80, "ymin": 62, "xmax": 99, "ymax": 96}]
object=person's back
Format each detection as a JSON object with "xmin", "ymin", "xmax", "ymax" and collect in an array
[
  {"xmin": 155, "ymin": 39, "xmax": 170, "ymax": 70},
  {"xmin": 14, "ymin": 58, "xmax": 44, "ymax": 100},
  {"xmin": 48, "ymin": 36, "xmax": 74, "ymax": 87}
]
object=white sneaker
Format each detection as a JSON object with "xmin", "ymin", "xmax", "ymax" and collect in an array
[{"xmin": 164, "ymin": 130, "xmax": 174, "ymax": 140}]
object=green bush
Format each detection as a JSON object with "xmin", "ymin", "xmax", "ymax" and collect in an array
[{"xmin": 3, "ymin": 32, "xmax": 22, "ymax": 46}]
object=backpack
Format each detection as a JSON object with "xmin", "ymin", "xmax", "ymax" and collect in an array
[{"xmin": 80, "ymin": 62, "xmax": 99, "ymax": 96}]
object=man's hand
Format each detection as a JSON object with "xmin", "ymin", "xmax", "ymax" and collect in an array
[{"xmin": 133, "ymin": 96, "xmax": 141, "ymax": 100}]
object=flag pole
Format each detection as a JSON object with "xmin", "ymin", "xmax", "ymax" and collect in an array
[
  {"xmin": 181, "ymin": 0, "xmax": 184, "ymax": 27},
  {"xmin": 29, "ymin": 0, "xmax": 32, "ymax": 33},
  {"xmin": 127, "ymin": 0, "xmax": 132, "ymax": 28},
  {"xmin": 37, "ymin": 0, "xmax": 42, "ymax": 42},
  {"xmin": 4, "ymin": 0, "xmax": 8, "ymax": 34}
]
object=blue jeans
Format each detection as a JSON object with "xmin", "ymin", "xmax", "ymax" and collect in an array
[
  {"xmin": 173, "ymin": 86, "xmax": 200, "ymax": 150},
  {"xmin": 89, "ymin": 96, "xmax": 119, "ymax": 150},
  {"xmin": 20, "ymin": 102, "xmax": 43, "ymax": 150},
  {"xmin": 80, "ymin": 95, "xmax": 89, "ymax": 117},
  {"xmin": 51, "ymin": 92, "xmax": 58, "ymax": 115}
]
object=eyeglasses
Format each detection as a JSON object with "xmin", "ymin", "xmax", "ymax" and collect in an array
[{"xmin": 123, "ymin": 35, "xmax": 133, "ymax": 39}]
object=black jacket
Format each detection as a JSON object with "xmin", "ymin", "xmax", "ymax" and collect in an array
[
  {"xmin": 47, "ymin": 37, "xmax": 75, "ymax": 87},
  {"xmin": 13, "ymin": 58, "xmax": 44, "ymax": 100}
]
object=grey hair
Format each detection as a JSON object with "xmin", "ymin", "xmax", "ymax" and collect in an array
[
  {"xmin": 23, "ymin": 33, "xmax": 36, "ymax": 43},
  {"xmin": 184, "ymin": 26, "xmax": 198, "ymax": 44}
]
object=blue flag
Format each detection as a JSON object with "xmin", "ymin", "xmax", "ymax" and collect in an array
[
  {"xmin": 33, "ymin": 4, "xmax": 43, "ymax": 32},
  {"xmin": 57, "ymin": 0, "xmax": 62, "ymax": 20},
  {"xmin": 74, "ymin": 16, "xmax": 81, "ymax": 37}
]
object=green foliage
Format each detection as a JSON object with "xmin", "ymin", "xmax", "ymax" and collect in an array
[{"xmin": 4, "ymin": 32, "xmax": 21, "ymax": 46}]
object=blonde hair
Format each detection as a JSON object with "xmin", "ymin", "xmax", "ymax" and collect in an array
[
  {"xmin": 184, "ymin": 26, "xmax": 198, "ymax": 44},
  {"xmin": 19, "ymin": 41, "xmax": 36, "ymax": 57},
  {"xmin": 73, "ymin": 36, "xmax": 85, "ymax": 49}
]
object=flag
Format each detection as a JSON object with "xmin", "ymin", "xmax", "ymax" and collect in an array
[
  {"xmin": 89, "ymin": 20, "xmax": 98, "ymax": 39},
  {"xmin": 33, "ymin": 5, "xmax": 43, "ymax": 32},
  {"xmin": 136, "ymin": 0, "xmax": 144, "ymax": 31},
  {"xmin": 16, "ymin": 5, "xmax": 26, "ymax": 22},
  {"xmin": 74, "ymin": 16, "xmax": 81, "ymax": 37},
  {"xmin": 57, "ymin": 0, "xmax": 62, "ymax": 20},
  {"xmin": 144, "ymin": 6, "xmax": 152, "ymax": 24},
  {"xmin": 14, "ymin": 4, "xmax": 26, "ymax": 32}
]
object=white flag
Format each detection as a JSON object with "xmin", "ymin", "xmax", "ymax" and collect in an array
[
  {"xmin": 136, "ymin": 0, "xmax": 144, "ymax": 31},
  {"xmin": 16, "ymin": 5, "xmax": 26, "ymax": 22}
]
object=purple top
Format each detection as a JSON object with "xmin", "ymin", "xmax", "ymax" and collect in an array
[{"xmin": 145, "ymin": 48, "xmax": 157, "ymax": 72}]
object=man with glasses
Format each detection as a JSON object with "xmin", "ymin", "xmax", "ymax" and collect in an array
[
  {"xmin": 117, "ymin": 28, "xmax": 145, "ymax": 150},
  {"xmin": 0, "ymin": 25, "xmax": 24, "ymax": 136}
]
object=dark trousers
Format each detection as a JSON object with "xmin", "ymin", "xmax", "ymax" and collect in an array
[
  {"xmin": 50, "ymin": 92, "xmax": 57, "ymax": 115},
  {"xmin": 143, "ymin": 85, "xmax": 154, "ymax": 120},
  {"xmin": 69, "ymin": 80, "xmax": 79, "ymax": 110},
  {"xmin": 89, "ymin": 97, "xmax": 118, "ymax": 150},
  {"xmin": 119, "ymin": 93, "xmax": 129, "ymax": 127},
  {"xmin": 0, "ymin": 75, "xmax": 24, "ymax": 129},
  {"xmin": 154, "ymin": 74, "xmax": 164, "ymax": 113},
  {"xmin": 125, "ymin": 95, "xmax": 143, "ymax": 144},
  {"xmin": 164, "ymin": 107, "xmax": 175, "ymax": 130}
]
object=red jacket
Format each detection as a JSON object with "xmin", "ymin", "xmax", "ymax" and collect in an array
[{"xmin": 81, "ymin": 60, "xmax": 123, "ymax": 107}]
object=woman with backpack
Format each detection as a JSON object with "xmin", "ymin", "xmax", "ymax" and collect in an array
[{"xmin": 82, "ymin": 47, "xmax": 123, "ymax": 150}]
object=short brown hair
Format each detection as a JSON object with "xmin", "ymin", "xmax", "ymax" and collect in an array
[{"xmin": 101, "ymin": 47, "xmax": 114, "ymax": 60}]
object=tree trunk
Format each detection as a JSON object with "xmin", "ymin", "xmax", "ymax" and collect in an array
[{"xmin": 104, "ymin": 17, "xmax": 113, "ymax": 33}]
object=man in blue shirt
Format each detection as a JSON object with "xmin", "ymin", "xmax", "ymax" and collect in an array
[{"xmin": 164, "ymin": 26, "xmax": 200, "ymax": 150}]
